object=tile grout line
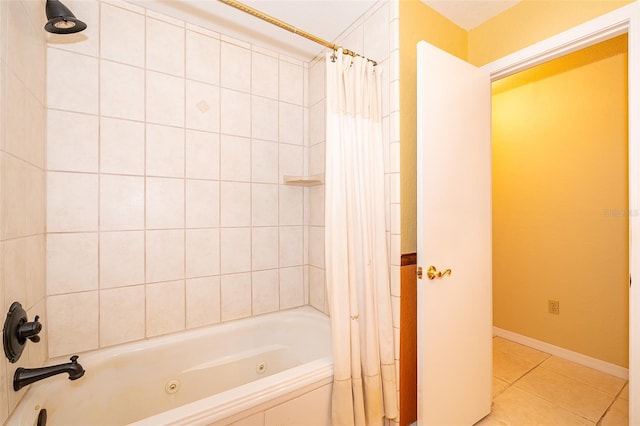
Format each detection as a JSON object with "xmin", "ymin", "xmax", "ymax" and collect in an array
[
  {"xmin": 508, "ymin": 359, "xmax": 604, "ymax": 424},
  {"xmin": 516, "ymin": 359, "xmax": 625, "ymax": 422},
  {"xmin": 491, "ymin": 341, "xmax": 549, "ymax": 420},
  {"xmin": 594, "ymin": 379, "xmax": 630, "ymax": 425},
  {"xmin": 492, "ymin": 339, "xmax": 627, "ymax": 425},
  {"xmin": 535, "ymin": 362, "xmax": 627, "ymax": 397}
]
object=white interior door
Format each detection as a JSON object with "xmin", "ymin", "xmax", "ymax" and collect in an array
[{"xmin": 416, "ymin": 41, "xmax": 492, "ymax": 425}]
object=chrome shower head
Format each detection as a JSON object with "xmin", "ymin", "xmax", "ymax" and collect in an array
[{"xmin": 44, "ymin": 0, "xmax": 87, "ymax": 34}]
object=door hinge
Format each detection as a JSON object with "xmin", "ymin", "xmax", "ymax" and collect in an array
[{"xmin": 417, "ymin": 266, "xmax": 423, "ymax": 280}]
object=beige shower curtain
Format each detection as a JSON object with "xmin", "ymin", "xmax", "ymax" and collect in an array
[{"xmin": 324, "ymin": 49, "xmax": 398, "ymax": 426}]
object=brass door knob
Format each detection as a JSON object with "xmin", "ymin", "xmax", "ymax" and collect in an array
[{"xmin": 427, "ymin": 265, "xmax": 452, "ymax": 280}]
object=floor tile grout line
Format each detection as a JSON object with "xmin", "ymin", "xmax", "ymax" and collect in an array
[
  {"xmin": 534, "ymin": 362, "xmax": 628, "ymax": 398},
  {"xmin": 500, "ymin": 352, "xmax": 624, "ymax": 425},
  {"xmin": 510, "ymin": 372, "xmax": 612, "ymax": 424},
  {"xmin": 487, "ymin": 338, "xmax": 628, "ymax": 426},
  {"xmin": 493, "ymin": 338, "xmax": 627, "ymax": 397},
  {"xmin": 503, "ymin": 352, "xmax": 552, "ymax": 389},
  {"xmin": 594, "ymin": 380, "xmax": 630, "ymax": 425},
  {"xmin": 536, "ymin": 354, "xmax": 629, "ymax": 392},
  {"xmin": 487, "ymin": 380, "xmax": 579, "ymax": 426},
  {"xmin": 518, "ymin": 359, "xmax": 624, "ymax": 420},
  {"xmin": 500, "ymin": 370, "xmax": 600, "ymax": 425},
  {"xmin": 498, "ymin": 350, "xmax": 620, "ymax": 400}
]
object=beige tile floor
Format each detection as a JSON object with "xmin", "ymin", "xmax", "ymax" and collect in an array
[{"xmin": 475, "ymin": 337, "xmax": 629, "ymax": 426}]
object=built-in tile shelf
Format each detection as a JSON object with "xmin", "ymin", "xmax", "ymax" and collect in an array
[{"xmin": 283, "ymin": 174, "xmax": 324, "ymax": 187}]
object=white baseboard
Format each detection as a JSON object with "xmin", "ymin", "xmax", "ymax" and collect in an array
[{"xmin": 493, "ymin": 327, "xmax": 629, "ymax": 380}]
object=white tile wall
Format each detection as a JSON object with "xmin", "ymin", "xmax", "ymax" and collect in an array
[
  {"xmin": 146, "ymin": 177, "xmax": 184, "ymax": 229},
  {"xmin": 186, "ymin": 80, "xmax": 220, "ymax": 132},
  {"xmin": 6, "ymin": 71, "xmax": 29, "ymax": 160},
  {"xmin": 100, "ymin": 285, "xmax": 145, "ymax": 346},
  {"xmin": 252, "ymin": 269, "xmax": 279, "ymax": 314},
  {"xmin": 146, "ymin": 71, "xmax": 185, "ymax": 127},
  {"xmin": 221, "ymin": 272, "xmax": 252, "ymax": 321},
  {"xmin": 252, "ymin": 96, "xmax": 279, "ymax": 142},
  {"xmin": 252, "ymin": 140, "xmax": 279, "ymax": 183},
  {"xmin": 252, "ymin": 227, "xmax": 279, "ymax": 271},
  {"xmin": 186, "ymin": 276, "xmax": 221, "ymax": 327},
  {"xmin": 220, "ymin": 135, "xmax": 251, "ymax": 181},
  {"xmin": 47, "ymin": 172, "xmax": 99, "ymax": 232},
  {"xmin": 279, "ymin": 61, "xmax": 304, "ymax": 105},
  {"xmin": 308, "ymin": 266, "xmax": 325, "ymax": 311},
  {"xmin": 47, "ymin": 110, "xmax": 99, "ymax": 172},
  {"xmin": 41, "ymin": 7, "xmax": 398, "ymax": 406},
  {"xmin": 279, "ymin": 266, "xmax": 304, "ymax": 309},
  {"xmin": 221, "ymin": 42, "xmax": 251, "ymax": 92},
  {"xmin": 252, "ymin": 184, "xmax": 279, "ymax": 226},
  {"xmin": 220, "ymin": 88, "xmax": 251, "ymax": 137},
  {"xmin": 100, "ymin": 2, "xmax": 145, "ymax": 66},
  {"xmin": 100, "ymin": 60, "xmax": 145, "ymax": 121},
  {"xmin": 220, "ymin": 228, "xmax": 251, "ymax": 274},
  {"xmin": 100, "ymin": 174, "xmax": 145, "ymax": 230},
  {"xmin": 252, "ymin": 51, "xmax": 279, "ymax": 99},
  {"xmin": 279, "ymin": 144, "xmax": 304, "ymax": 178},
  {"xmin": 186, "ymin": 180, "xmax": 219, "ymax": 228},
  {"xmin": 146, "ymin": 124, "xmax": 185, "ymax": 177},
  {"xmin": 279, "ymin": 186, "xmax": 304, "ymax": 226},
  {"xmin": 146, "ymin": 230, "xmax": 185, "ymax": 283},
  {"xmin": 47, "ymin": 48, "xmax": 99, "ymax": 114},
  {"xmin": 47, "ymin": 292, "xmax": 99, "ymax": 355},
  {"xmin": 186, "ymin": 228, "xmax": 220, "ymax": 278},
  {"xmin": 3, "ymin": 238, "xmax": 27, "ymax": 306},
  {"xmin": 279, "ymin": 103, "xmax": 304, "ymax": 145},
  {"xmin": 100, "ymin": 117, "xmax": 145, "ymax": 175},
  {"xmin": 25, "ymin": 236, "xmax": 46, "ymax": 309},
  {"xmin": 146, "ymin": 18, "xmax": 185, "ymax": 77},
  {"xmin": 99, "ymin": 231, "xmax": 145, "ymax": 288},
  {"xmin": 186, "ymin": 130, "xmax": 220, "ymax": 179},
  {"xmin": 220, "ymin": 182, "xmax": 251, "ymax": 227},
  {"xmin": 279, "ymin": 226, "xmax": 304, "ymax": 267},
  {"xmin": 2, "ymin": 0, "xmax": 399, "ymax": 421},
  {"xmin": 186, "ymin": 30, "xmax": 220, "ymax": 84},
  {"xmin": 146, "ymin": 280, "xmax": 185, "ymax": 337},
  {"xmin": 3, "ymin": 0, "xmax": 92, "ymax": 408},
  {"xmin": 46, "ymin": 233, "xmax": 98, "ymax": 295}
]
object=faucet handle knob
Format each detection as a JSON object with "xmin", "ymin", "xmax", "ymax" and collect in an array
[
  {"xmin": 70, "ymin": 355, "xmax": 79, "ymax": 363},
  {"xmin": 27, "ymin": 316, "xmax": 40, "ymax": 343},
  {"xmin": 17, "ymin": 314, "xmax": 42, "ymax": 343},
  {"xmin": 3, "ymin": 302, "xmax": 43, "ymax": 363}
]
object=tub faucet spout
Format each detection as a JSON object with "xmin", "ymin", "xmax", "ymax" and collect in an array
[{"xmin": 13, "ymin": 355, "xmax": 85, "ymax": 391}]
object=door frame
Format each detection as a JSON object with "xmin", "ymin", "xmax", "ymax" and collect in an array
[{"xmin": 482, "ymin": 3, "xmax": 639, "ymax": 424}]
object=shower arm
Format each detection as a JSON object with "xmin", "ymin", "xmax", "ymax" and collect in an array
[{"xmin": 216, "ymin": 0, "xmax": 378, "ymax": 66}]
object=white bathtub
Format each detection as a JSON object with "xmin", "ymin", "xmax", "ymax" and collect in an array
[{"xmin": 7, "ymin": 307, "xmax": 333, "ymax": 426}]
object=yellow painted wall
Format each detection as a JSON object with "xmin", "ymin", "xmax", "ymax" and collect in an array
[
  {"xmin": 399, "ymin": 0, "xmax": 630, "ymax": 365},
  {"xmin": 399, "ymin": 0, "xmax": 467, "ymax": 254},
  {"xmin": 468, "ymin": 0, "xmax": 633, "ymax": 66},
  {"xmin": 492, "ymin": 35, "xmax": 629, "ymax": 367},
  {"xmin": 400, "ymin": 0, "xmax": 632, "ymax": 255}
]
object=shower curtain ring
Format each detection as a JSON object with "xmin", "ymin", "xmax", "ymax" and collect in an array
[{"xmin": 331, "ymin": 50, "xmax": 337, "ymax": 63}]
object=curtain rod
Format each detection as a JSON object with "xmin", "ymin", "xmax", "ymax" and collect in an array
[{"xmin": 216, "ymin": 0, "xmax": 378, "ymax": 66}]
